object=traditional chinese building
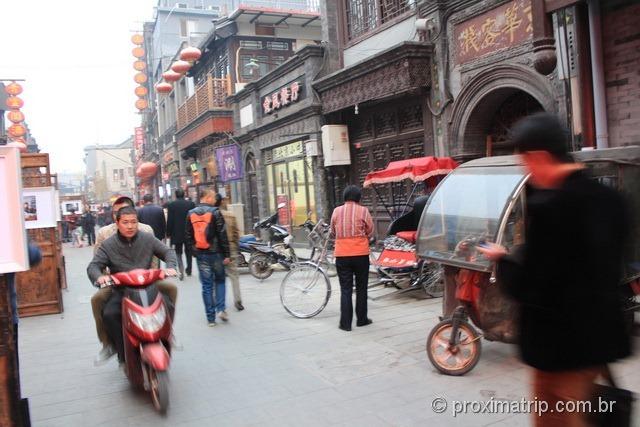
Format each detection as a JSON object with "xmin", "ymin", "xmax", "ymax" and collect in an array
[{"xmin": 228, "ymin": 44, "xmax": 325, "ymax": 239}]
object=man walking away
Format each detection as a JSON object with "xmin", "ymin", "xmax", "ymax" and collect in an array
[
  {"xmin": 166, "ymin": 189, "xmax": 196, "ymax": 280},
  {"xmin": 215, "ymin": 194, "xmax": 244, "ymax": 311},
  {"xmin": 186, "ymin": 189, "xmax": 231, "ymax": 326},
  {"xmin": 81, "ymin": 207, "xmax": 96, "ymax": 246},
  {"xmin": 138, "ymin": 194, "xmax": 166, "ymax": 241},
  {"xmin": 330, "ymin": 185, "xmax": 374, "ymax": 332},
  {"xmin": 478, "ymin": 113, "xmax": 632, "ymax": 427}
]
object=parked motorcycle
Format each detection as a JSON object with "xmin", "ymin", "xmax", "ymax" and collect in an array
[
  {"xmin": 96, "ymin": 269, "xmax": 175, "ymax": 413},
  {"xmin": 248, "ymin": 204, "xmax": 297, "ymax": 280}
]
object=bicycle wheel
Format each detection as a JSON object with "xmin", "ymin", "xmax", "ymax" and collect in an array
[{"xmin": 280, "ymin": 262, "xmax": 331, "ymax": 318}]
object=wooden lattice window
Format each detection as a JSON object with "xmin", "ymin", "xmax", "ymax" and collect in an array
[{"xmin": 345, "ymin": 0, "xmax": 416, "ymax": 41}]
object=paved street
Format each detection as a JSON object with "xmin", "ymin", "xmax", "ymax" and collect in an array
[{"xmin": 18, "ymin": 245, "xmax": 640, "ymax": 427}]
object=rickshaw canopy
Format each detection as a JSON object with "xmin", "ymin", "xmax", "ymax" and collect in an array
[{"xmin": 363, "ymin": 156, "xmax": 459, "ymax": 188}]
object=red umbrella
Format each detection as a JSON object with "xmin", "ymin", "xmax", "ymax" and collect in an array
[{"xmin": 363, "ymin": 156, "xmax": 458, "ymax": 187}]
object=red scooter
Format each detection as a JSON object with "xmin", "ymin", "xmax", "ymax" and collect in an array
[{"xmin": 103, "ymin": 269, "xmax": 174, "ymax": 413}]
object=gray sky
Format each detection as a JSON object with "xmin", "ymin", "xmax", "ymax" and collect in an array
[{"xmin": 0, "ymin": 0, "xmax": 157, "ymax": 173}]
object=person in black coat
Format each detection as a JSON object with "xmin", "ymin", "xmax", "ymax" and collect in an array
[
  {"xmin": 166, "ymin": 188, "xmax": 196, "ymax": 279},
  {"xmin": 137, "ymin": 194, "xmax": 166, "ymax": 241},
  {"xmin": 478, "ymin": 113, "xmax": 632, "ymax": 426},
  {"xmin": 81, "ymin": 208, "xmax": 96, "ymax": 246}
]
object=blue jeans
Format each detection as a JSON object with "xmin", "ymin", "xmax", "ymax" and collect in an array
[{"xmin": 196, "ymin": 253, "xmax": 226, "ymax": 322}]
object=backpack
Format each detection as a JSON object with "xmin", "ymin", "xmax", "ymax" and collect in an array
[{"xmin": 190, "ymin": 211, "xmax": 214, "ymax": 250}]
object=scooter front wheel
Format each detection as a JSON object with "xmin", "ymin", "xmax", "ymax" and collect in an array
[
  {"xmin": 149, "ymin": 369, "xmax": 169, "ymax": 414},
  {"xmin": 426, "ymin": 318, "xmax": 481, "ymax": 376}
]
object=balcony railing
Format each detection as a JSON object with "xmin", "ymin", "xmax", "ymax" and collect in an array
[{"xmin": 177, "ymin": 75, "xmax": 232, "ymax": 132}]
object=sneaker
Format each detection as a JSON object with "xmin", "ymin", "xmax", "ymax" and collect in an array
[
  {"xmin": 218, "ymin": 311, "xmax": 229, "ymax": 322},
  {"xmin": 94, "ymin": 345, "xmax": 116, "ymax": 366},
  {"xmin": 208, "ymin": 321, "xmax": 217, "ymax": 327},
  {"xmin": 235, "ymin": 302, "xmax": 244, "ymax": 311}
]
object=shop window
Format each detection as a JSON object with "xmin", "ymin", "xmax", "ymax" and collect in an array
[
  {"xmin": 240, "ymin": 55, "xmax": 255, "ymax": 79},
  {"xmin": 345, "ymin": 0, "xmax": 416, "ymax": 41},
  {"xmin": 293, "ymin": 169, "xmax": 299, "ymax": 193},
  {"xmin": 257, "ymin": 55, "xmax": 269, "ymax": 78},
  {"xmin": 266, "ymin": 41, "xmax": 288, "ymax": 50}
]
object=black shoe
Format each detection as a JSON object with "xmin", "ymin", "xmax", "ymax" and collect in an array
[
  {"xmin": 235, "ymin": 302, "xmax": 244, "ymax": 311},
  {"xmin": 339, "ymin": 325, "xmax": 351, "ymax": 332},
  {"xmin": 357, "ymin": 318, "xmax": 373, "ymax": 327},
  {"xmin": 185, "ymin": 270, "xmax": 192, "ymax": 277}
]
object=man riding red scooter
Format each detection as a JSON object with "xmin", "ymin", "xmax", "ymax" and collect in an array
[{"xmin": 87, "ymin": 206, "xmax": 178, "ymax": 413}]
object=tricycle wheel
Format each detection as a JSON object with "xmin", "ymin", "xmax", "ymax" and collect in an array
[{"xmin": 426, "ymin": 318, "xmax": 481, "ymax": 376}]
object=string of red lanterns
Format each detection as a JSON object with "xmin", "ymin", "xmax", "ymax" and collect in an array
[
  {"xmin": 132, "ymin": 34, "xmax": 148, "ymax": 112},
  {"xmin": 153, "ymin": 46, "xmax": 202, "ymax": 96},
  {"xmin": 4, "ymin": 81, "xmax": 28, "ymax": 152}
]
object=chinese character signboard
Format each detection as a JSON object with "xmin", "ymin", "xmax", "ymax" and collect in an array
[
  {"xmin": 134, "ymin": 127, "xmax": 145, "ymax": 165},
  {"xmin": 215, "ymin": 145, "xmax": 243, "ymax": 182},
  {"xmin": 262, "ymin": 81, "xmax": 302, "ymax": 115},
  {"xmin": 272, "ymin": 141, "xmax": 303, "ymax": 161},
  {"xmin": 455, "ymin": 0, "xmax": 532, "ymax": 64}
]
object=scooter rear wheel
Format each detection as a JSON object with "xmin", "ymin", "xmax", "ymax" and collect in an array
[
  {"xmin": 150, "ymin": 369, "xmax": 169, "ymax": 414},
  {"xmin": 426, "ymin": 318, "xmax": 481, "ymax": 376},
  {"xmin": 249, "ymin": 253, "xmax": 273, "ymax": 280}
]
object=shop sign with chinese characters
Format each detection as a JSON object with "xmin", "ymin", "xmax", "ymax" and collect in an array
[
  {"xmin": 455, "ymin": 0, "xmax": 532, "ymax": 64},
  {"xmin": 272, "ymin": 141, "xmax": 303, "ymax": 161},
  {"xmin": 262, "ymin": 81, "xmax": 302, "ymax": 115},
  {"xmin": 134, "ymin": 127, "xmax": 145, "ymax": 162}
]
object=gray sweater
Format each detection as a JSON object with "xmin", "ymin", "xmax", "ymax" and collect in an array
[{"xmin": 87, "ymin": 230, "xmax": 177, "ymax": 283}]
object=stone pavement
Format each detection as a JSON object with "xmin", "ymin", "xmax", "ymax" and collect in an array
[{"xmin": 18, "ymin": 245, "xmax": 640, "ymax": 427}]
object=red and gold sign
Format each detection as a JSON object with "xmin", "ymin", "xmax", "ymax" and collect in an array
[
  {"xmin": 454, "ymin": 0, "xmax": 532, "ymax": 64},
  {"xmin": 262, "ymin": 81, "xmax": 301, "ymax": 114},
  {"xmin": 133, "ymin": 60, "xmax": 147, "ymax": 71},
  {"xmin": 6, "ymin": 96, "xmax": 24, "ymax": 110},
  {"xmin": 7, "ymin": 110, "xmax": 25, "ymax": 123},
  {"xmin": 8, "ymin": 123, "xmax": 26, "ymax": 138},
  {"xmin": 135, "ymin": 86, "xmax": 148, "ymax": 97},
  {"xmin": 132, "ymin": 47, "xmax": 145, "ymax": 58},
  {"xmin": 180, "ymin": 47, "xmax": 201, "ymax": 62},
  {"xmin": 5, "ymin": 82, "xmax": 23, "ymax": 96},
  {"xmin": 131, "ymin": 34, "xmax": 144, "ymax": 45},
  {"xmin": 171, "ymin": 60, "xmax": 191, "ymax": 74},
  {"xmin": 135, "ymin": 98, "xmax": 148, "ymax": 110},
  {"xmin": 134, "ymin": 72, "xmax": 148, "ymax": 84},
  {"xmin": 162, "ymin": 70, "xmax": 181, "ymax": 82},
  {"xmin": 155, "ymin": 82, "xmax": 173, "ymax": 94}
]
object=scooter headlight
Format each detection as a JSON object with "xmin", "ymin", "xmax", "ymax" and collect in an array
[{"xmin": 128, "ymin": 305, "xmax": 166, "ymax": 333}]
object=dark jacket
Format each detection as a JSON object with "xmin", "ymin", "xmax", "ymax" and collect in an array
[
  {"xmin": 166, "ymin": 198, "xmax": 196, "ymax": 246},
  {"xmin": 138, "ymin": 203, "xmax": 166, "ymax": 241},
  {"xmin": 497, "ymin": 170, "xmax": 631, "ymax": 371},
  {"xmin": 81, "ymin": 212, "xmax": 96, "ymax": 231},
  {"xmin": 185, "ymin": 204, "xmax": 230, "ymax": 259},
  {"xmin": 87, "ymin": 230, "xmax": 177, "ymax": 284}
]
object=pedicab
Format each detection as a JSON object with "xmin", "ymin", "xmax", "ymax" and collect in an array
[
  {"xmin": 416, "ymin": 146, "xmax": 640, "ymax": 376},
  {"xmin": 362, "ymin": 156, "xmax": 458, "ymax": 300}
]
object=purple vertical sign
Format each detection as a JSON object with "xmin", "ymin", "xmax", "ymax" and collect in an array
[{"xmin": 215, "ymin": 145, "xmax": 243, "ymax": 182}]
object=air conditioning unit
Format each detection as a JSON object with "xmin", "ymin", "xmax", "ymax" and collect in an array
[{"xmin": 321, "ymin": 125, "xmax": 351, "ymax": 166}]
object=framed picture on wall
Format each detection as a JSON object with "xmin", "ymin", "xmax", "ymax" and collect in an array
[
  {"xmin": 0, "ymin": 146, "xmax": 28, "ymax": 274},
  {"xmin": 23, "ymin": 187, "xmax": 58, "ymax": 230},
  {"xmin": 61, "ymin": 199, "xmax": 83, "ymax": 216}
]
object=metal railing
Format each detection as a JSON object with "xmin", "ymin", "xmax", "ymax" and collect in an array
[{"xmin": 176, "ymin": 75, "xmax": 232, "ymax": 131}]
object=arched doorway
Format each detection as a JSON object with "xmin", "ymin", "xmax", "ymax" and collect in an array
[{"xmin": 245, "ymin": 153, "xmax": 259, "ymax": 224}]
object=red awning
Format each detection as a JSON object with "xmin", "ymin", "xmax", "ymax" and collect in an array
[{"xmin": 363, "ymin": 156, "xmax": 459, "ymax": 187}]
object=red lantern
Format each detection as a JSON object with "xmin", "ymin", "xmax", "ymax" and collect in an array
[
  {"xmin": 136, "ymin": 162, "xmax": 158, "ymax": 179},
  {"xmin": 6, "ymin": 96, "xmax": 24, "ymax": 109},
  {"xmin": 171, "ymin": 60, "xmax": 191, "ymax": 74},
  {"xmin": 135, "ymin": 99, "xmax": 149, "ymax": 110},
  {"xmin": 7, "ymin": 110, "xmax": 25, "ymax": 123},
  {"xmin": 132, "ymin": 47, "xmax": 145, "ymax": 58},
  {"xmin": 135, "ymin": 86, "xmax": 148, "ymax": 97},
  {"xmin": 134, "ymin": 72, "xmax": 148, "ymax": 84},
  {"xmin": 131, "ymin": 34, "xmax": 144, "ymax": 45},
  {"xmin": 155, "ymin": 82, "xmax": 173, "ymax": 94},
  {"xmin": 5, "ymin": 82, "xmax": 23, "ymax": 96},
  {"xmin": 180, "ymin": 47, "xmax": 201, "ymax": 62},
  {"xmin": 133, "ymin": 60, "xmax": 147, "ymax": 71},
  {"xmin": 8, "ymin": 123, "xmax": 26, "ymax": 138},
  {"xmin": 7, "ymin": 141, "xmax": 27, "ymax": 153},
  {"xmin": 162, "ymin": 70, "xmax": 181, "ymax": 82}
]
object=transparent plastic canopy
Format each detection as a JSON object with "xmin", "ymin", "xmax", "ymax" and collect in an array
[{"xmin": 416, "ymin": 165, "xmax": 527, "ymax": 272}]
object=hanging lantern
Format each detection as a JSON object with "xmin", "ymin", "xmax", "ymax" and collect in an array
[
  {"xmin": 6, "ymin": 96, "xmax": 24, "ymax": 109},
  {"xmin": 131, "ymin": 34, "xmax": 144, "ymax": 45},
  {"xmin": 162, "ymin": 70, "xmax": 181, "ymax": 82},
  {"xmin": 133, "ymin": 60, "xmax": 147, "ymax": 71},
  {"xmin": 135, "ymin": 86, "xmax": 148, "ymax": 97},
  {"xmin": 134, "ymin": 72, "xmax": 148, "ymax": 84},
  {"xmin": 136, "ymin": 162, "xmax": 158, "ymax": 179},
  {"xmin": 5, "ymin": 82, "xmax": 23, "ymax": 96},
  {"xmin": 7, "ymin": 110, "xmax": 25, "ymax": 123},
  {"xmin": 180, "ymin": 46, "xmax": 201, "ymax": 63},
  {"xmin": 8, "ymin": 123, "xmax": 26, "ymax": 138},
  {"xmin": 155, "ymin": 82, "xmax": 173, "ymax": 94},
  {"xmin": 171, "ymin": 60, "xmax": 191, "ymax": 74},
  {"xmin": 7, "ymin": 141, "xmax": 27, "ymax": 153},
  {"xmin": 135, "ymin": 98, "xmax": 148, "ymax": 110},
  {"xmin": 132, "ymin": 47, "xmax": 145, "ymax": 58}
]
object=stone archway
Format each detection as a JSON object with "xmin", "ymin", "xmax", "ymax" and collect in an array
[{"xmin": 449, "ymin": 64, "xmax": 557, "ymax": 159}]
